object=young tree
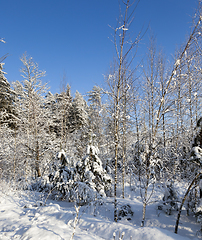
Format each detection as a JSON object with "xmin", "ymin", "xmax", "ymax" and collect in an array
[
  {"xmin": 76, "ymin": 133, "xmax": 112, "ymax": 198},
  {"xmin": 67, "ymin": 91, "xmax": 88, "ymax": 133},
  {"xmin": 107, "ymin": 0, "xmax": 144, "ymax": 221},
  {"xmin": 140, "ymin": 2, "xmax": 202, "ymax": 226}
]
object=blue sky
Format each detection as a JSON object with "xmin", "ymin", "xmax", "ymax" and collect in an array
[{"xmin": 1, "ymin": 0, "xmax": 198, "ymax": 95}]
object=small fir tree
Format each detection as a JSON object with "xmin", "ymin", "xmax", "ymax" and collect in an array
[{"xmin": 76, "ymin": 134, "xmax": 112, "ymax": 197}]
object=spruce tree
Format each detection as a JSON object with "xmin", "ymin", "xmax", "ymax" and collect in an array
[
  {"xmin": 67, "ymin": 91, "xmax": 89, "ymax": 160},
  {"xmin": 67, "ymin": 91, "xmax": 88, "ymax": 133},
  {"xmin": 54, "ymin": 84, "xmax": 72, "ymax": 148},
  {"xmin": 87, "ymin": 86, "xmax": 105, "ymax": 152},
  {"xmin": 0, "ymin": 63, "xmax": 16, "ymax": 127},
  {"xmin": 76, "ymin": 133, "xmax": 112, "ymax": 197}
]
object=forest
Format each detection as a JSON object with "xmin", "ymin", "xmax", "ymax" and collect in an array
[{"xmin": 1, "ymin": 0, "xmax": 202, "ymax": 239}]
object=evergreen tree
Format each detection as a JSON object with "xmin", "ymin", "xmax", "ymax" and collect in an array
[
  {"xmin": 48, "ymin": 150, "xmax": 76, "ymax": 201},
  {"xmin": 0, "ymin": 63, "xmax": 16, "ymax": 127},
  {"xmin": 67, "ymin": 91, "xmax": 89, "ymax": 160},
  {"xmin": 76, "ymin": 134, "xmax": 112, "ymax": 197},
  {"xmin": 67, "ymin": 91, "xmax": 88, "ymax": 133},
  {"xmin": 87, "ymin": 86, "xmax": 105, "ymax": 154},
  {"xmin": 54, "ymin": 84, "xmax": 72, "ymax": 148}
]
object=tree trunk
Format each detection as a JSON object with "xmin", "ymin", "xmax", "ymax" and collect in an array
[
  {"xmin": 36, "ymin": 140, "xmax": 41, "ymax": 177},
  {"xmin": 175, "ymin": 170, "xmax": 202, "ymax": 234}
]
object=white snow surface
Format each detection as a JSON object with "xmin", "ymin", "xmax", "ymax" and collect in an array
[{"xmin": 0, "ymin": 181, "xmax": 200, "ymax": 240}]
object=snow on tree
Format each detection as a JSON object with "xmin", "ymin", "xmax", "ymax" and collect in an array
[
  {"xmin": 12, "ymin": 53, "xmax": 53, "ymax": 179},
  {"xmin": 87, "ymin": 86, "xmax": 105, "ymax": 151},
  {"xmin": 47, "ymin": 148, "xmax": 102, "ymax": 205},
  {"xmin": 67, "ymin": 91, "xmax": 89, "ymax": 160},
  {"xmin": 0, "ymin": 63, "xmax": 21, "ymax": 181},
  {"xmin": 67, "ymin": 91, "xmax": 88, "ymax": 133},
  {"xmin": 48, "ymin": 149, "xmax": 76, "ymax": 201},
  {"xmin": 54, "ymin": 84, "xmax": 73, "ymax": 148},
  {"xmin": 189, "ymin": 117, "xmax": 202, "ymax": 211},
  {"xmin": 44, "ymin": 91, "xmax": 58, "ymax": 135},
  {"xmin": 189, "ymin": 118, "xmax": 202, "ymax": 186},
  {"xmin": 76, "ymin": 134, "xmax": 112, "ymax": 197},
  {"xmin": 0, "ymin": 123, "xmax": 18, "ymax": 180},
  {"xmin": 0, "ymin": 63, "xmax": 16, "ymax": 127}
]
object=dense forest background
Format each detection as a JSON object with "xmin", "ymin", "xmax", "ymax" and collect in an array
[{"xmin": 1, "ymin": 0, "xmax": 202, "ymax": 228}]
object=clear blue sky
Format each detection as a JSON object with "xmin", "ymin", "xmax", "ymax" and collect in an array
[{"xmin": 0, "ymin": 0, "xmax": 198, "ymax": 95}]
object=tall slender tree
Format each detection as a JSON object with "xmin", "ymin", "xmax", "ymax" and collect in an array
[{"xmin": 107, "ymin": 0, "xmax": 144, "ymax": 221}]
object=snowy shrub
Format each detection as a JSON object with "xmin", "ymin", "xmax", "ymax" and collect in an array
[
  {"xmin": 30, "ymin": 176, "xmax": 51, "ymax": 192},
  {"xmin": 158, "ymin": 181, "xmax": 179, "ymax": 215},
  {"xmin": 118, "ymin": 204, "xmax": 134, "ymax": 221},
  {"xmin": 49, "ymin": 168, "xmax": 98, "ymax": 205},
  {"xmin": 68, "ymin": 181, "xmax": 100, "ymax": 205},
  {"xmin": 190, "ymin": 146, "xmax": 202, "ymax": 166},
  {"xmin": 16, "ymin": 176, "xmax": 50, "ymax": 194}
]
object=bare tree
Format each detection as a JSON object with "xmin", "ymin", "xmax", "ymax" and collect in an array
[
  {"xmin": 107, "ymin": 0, "xmax": 144, "ymax": 222},
  {"xmin": 140, "ymin": 1, "xmax": 202, "ymax": 226}
]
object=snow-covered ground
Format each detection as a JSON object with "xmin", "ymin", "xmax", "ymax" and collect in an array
[{"xmin": 0, "ymin": 180, "xmax": 201, "ymax": 240}]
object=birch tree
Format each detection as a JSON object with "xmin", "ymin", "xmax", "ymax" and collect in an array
[
  {"xmin": 107, "ymin": 0, "xmax": 144, "ymax": 222},
  {"xmin": 140, "ymin": 2, "xmax": 202, "ymax": 226},
  {"xmin": 13, "ymin": 53, "xmax": 49, "ymax": 178}
]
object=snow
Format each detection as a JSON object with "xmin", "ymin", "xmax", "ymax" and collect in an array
[
  {"xmin": 0, "ymin": 39, "xmax": 6, "ymax": 43},
  {"xmin": 58, "ymin": 149, "xmax": 66, "ymax": 159},
  {"xmin": 175, "ymin": 59, "xmax": 181, "ymax": 66},
  {"xmin": 87, "ymin": 145, "xmax": 99, "ymax": 155},
  {"xmin": 0, "ymin": 188, "xmax": 101, "ymax": 240},
  {"xmin": 192, "ymin": 146, "xmax": 202, "ymax": 160},
  {"xmin": 0, "ymin": 180, "xmax": 201, "ymax": 240}
]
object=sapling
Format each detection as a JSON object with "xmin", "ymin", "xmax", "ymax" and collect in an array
[{"xmin": 70, "ymin": 204, "xmax": 81, "ymax": 240}]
